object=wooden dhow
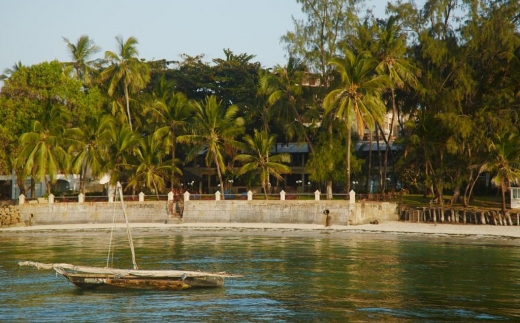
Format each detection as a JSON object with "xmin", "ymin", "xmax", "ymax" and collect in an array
[
  {"xmin": 19, "ymin": 182, "xmax": 241, "ymax": 290},
  {"xmin": 18, "ymin": 261, "xmax": 235, "ymax": 290}
]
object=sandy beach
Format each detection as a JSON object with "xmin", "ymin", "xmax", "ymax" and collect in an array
[{"xmin": 1, "ymin": 221, "xmax": 519, "ymax": 239}]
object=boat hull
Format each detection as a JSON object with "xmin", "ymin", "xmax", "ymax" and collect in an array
[{"xmin": 63, "ymin": 273, "xmax": 224, "ymax": 290}]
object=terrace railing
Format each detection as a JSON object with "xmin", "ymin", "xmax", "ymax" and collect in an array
[{"xmin": 18, "ymin": 190, "xmax": 400, "ymax": 205}]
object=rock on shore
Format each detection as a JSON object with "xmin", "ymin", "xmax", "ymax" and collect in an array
[{"xmin": 0, "ymin": 205, "xmax": 24, "ymax": 227}]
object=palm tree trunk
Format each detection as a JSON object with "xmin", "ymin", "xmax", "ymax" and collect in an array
[
  {"xmin": 375, "ymin": 127, "xmax": 383, "ymax": 192},
  {"xmin": 124, "ymin": 85, "xmax": 133, "ymax": 131},
  {"xmin": 382, "ymin": 88, "xmax": 398, "ymax": 193},
  {"xmin": 289, "ymin": 103, "xmax": 315, "ymax": 155},
  {"xmin": 214, "ymin": 156, "xmax": 225, "ymax": 200},
  {"xmin": 170, "ymin": 132, "xmax": 176, "ymax": 192},
  {"xmin": 346, "ymin": 124, "xmax": 351, "ymax": 194},
  {"xmin": 30, "ymin": 177, "xmax": 35, "ymax": 198},
  {"xmin": 153, "ymin": 179, "xmax": 160, "ymax": 201},
  {"xmin": 501, "ymin": 183, "xmax": 507, "ymax": 215},
  {"xmin": 366, "ymin": 131, "xmax": 373, "ymax": 193},
  {"xmin": 327, "ymin": 122, "xmax": 333, "ymax": 200},
  {"xmin": 376, "ymin": 123, "xmax": 390, "ymax": 194}
]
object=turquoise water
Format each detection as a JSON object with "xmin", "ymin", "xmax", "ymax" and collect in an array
[{"xmin": 1, "ymin": 229, "xmax": 520, "ymax": 322}]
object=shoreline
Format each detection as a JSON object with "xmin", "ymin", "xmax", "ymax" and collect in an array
[{"xmin": 1, "ymin": 221, "xmax": 519, "ymax": 239}]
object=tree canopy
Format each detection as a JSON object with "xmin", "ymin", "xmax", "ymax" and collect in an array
[{"xmin": 1, "ymin": 0, "xmax": 520, "ymax": 208}]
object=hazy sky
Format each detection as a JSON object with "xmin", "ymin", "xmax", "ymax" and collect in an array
[{"xmin": 0, "ymin": 0, "xmax": 391, "ymax": 74}]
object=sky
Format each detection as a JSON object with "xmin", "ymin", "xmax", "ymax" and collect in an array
[{"xmin": 0, "ymin": 0, "xmax": 391, "ymax": 75}]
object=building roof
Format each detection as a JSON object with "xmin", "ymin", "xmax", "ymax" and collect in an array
[
  {"xmin": 272, "ymin": 143, "xmax": 309, "ymax": 154},
  {"xmin": 355, "ymin": 141, "xmax": 401, "ymax": 152}
]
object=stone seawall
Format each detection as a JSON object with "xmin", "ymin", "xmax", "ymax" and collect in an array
[
  {"xmin": 183, "ymin": 200, "xmax": 398, "ymax": 225},
  {"xmin": 17, "ymin": 201, "xmax": 172, "ymax": 225},
  {"xmin": 15, "ymin": 200, "xmax": 398, "ymax": 226}
]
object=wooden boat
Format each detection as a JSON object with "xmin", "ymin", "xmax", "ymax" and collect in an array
[
  {"xmin": 18, "ymin": 261, "xmax": 232, "ymax": 290},
  {"xmin": 19, "ymin": 182, "xmax": 240, "ymax": 290}
]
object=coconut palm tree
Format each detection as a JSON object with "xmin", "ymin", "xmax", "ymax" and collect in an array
[
  {"xmin": 99, "ymin": 36, "xmax": 150, "ymax": 131},
  {"xmin": 484, "ymin": 132, "xmax": 520, "ymax": 215},
  {"xmin": 67, "ymin": 115, "xmax": 116, "ymax": 194},
  {"xmin": 324, "ymin": 50, "xmax": 390, "ymax": 193},
  {"xmin": 0, "ymin": 61, "xmax": 24, "ymax": 80},
  {"xmin": 373, "ymin": 16, "xmax": 420, "ymax": 192},
  {"xmin": 178, "ymin": 95, "xmax": 245, "ymax": 198},
  {"xmin": 127, "ymin": 135, "xmax": 178, "ymax": 200},
  {"xmin": 259, "ymin": 57, "xmax": 315, "ymax": 154},
  {"xmin": 235, "ymin": 130, "xmax": 291, "ymax": 199},
  {"xmin": 146, "ymin": 76, "xmax": 194, "ymax": 191},
  {"xmin": 105, "ymin": 122, "xmax": 142, "ymax": 186},
  {"xmin": 62, "ymin": 35, "xmax": 100, "ymax": 84},
  {"xmin": 16, "ymin": 106, "xmax": 73, "ymax": 196}
]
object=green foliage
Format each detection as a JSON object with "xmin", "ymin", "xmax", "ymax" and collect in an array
[
  {"xmin": 305, "ymin": 136, "xmax": 346, "ymax": 184},
  {"xmin": 99, "ymin": 36, "xmax": 151, "ymax": 130},
  {"xmin": 235, "ymin": 129, "xmax": 291, "ymax": 199},
  {"xmin": 484, "ymin": 132, "xmax": 520, "ymax": 213},
  {"xmin": 0, "ymin": 61, "xmax": 91, "ymax": 177},
  {"xmin": 178, "ymin": 95, "xmax": 245, "ymax": 196},
  {"xmin": 2, "ymin": 1, "xmax": 520, "ymax": 203},
  {"xmin": 127, "ymin": 135, "xmax": 178, "ymax": 199}
]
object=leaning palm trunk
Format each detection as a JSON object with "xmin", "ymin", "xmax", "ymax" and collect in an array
[
  {"xmin": 153, "ymin": 179, "xmax": 160, "ymax": 201},
  {"xmin": 214, "ymin": 156, "xmax": 225, "ymax": 200},
  {"xmin": 124, "ymin": 85, "xmax": 133, "ymax": 131},
  {"xmin": 263, "ymin": 182, "xmax": 268, "ymax": 200}
]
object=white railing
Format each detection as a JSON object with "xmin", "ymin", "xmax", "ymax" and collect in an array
[{"xmin": 18, "ymin": 190, "xmax": 359, "ymax": 205}]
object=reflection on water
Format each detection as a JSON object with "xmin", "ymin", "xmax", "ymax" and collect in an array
[{"xmin": 1, "ymin": 230, "xmax": 520, "ymax": 322}]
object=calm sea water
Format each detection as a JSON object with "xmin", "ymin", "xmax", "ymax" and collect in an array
[{"xmin": 1, "ymin": 229, "xmax": 520, "ymax": 322}]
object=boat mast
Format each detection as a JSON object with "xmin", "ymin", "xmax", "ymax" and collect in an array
[{"xmin": 116, "ymin": 182, "xmax": 138, "ymax": 270}]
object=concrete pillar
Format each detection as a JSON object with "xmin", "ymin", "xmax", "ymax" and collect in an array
[
  {"xmin": 138, "ymin": 192, "xmax": 145, "ymax": 202},
  {"xmin": 314, "ymin": 190, "xmax": 320, "ymax": 201},
  {"xmin": 184, "ymin": 191, "xmax": 190, "ymax": 202},
  {"xmin": 167, "ymin": 191, "xmax": 174, "ymax": 201},
  {"xmin": 349, "ymin": 190, "xmax": 356, "ymax": 204},
  {"xmin": 280, "ymin": 190, "xmax": 286, "ymax": 201},
  {"xmin": 247, "ymin": 190, "xmax": 253, "ymax": 200},
  {"xmin": 78, "ymin": 193, "xmax": 85, "ymax": 203},
  {"xmin": 48, "ymin": 194, "xmax": 55, "ymax": 204},
  {"xmin": 215, "ymin": 191, "xmax": 221, "ymax": 201},
  {"xmin": 19, "ymin": 194, "xmax": 25, "ymax": 205}
]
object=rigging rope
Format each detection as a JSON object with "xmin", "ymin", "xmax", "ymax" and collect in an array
[{"xmin": 106, "ymin": 186, "xmax": 118, "ymax": 268}]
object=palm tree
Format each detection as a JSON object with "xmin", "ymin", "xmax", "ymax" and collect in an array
[
  {"xmin": 63, "ymin": 35, "xmax": 100, "ymax": 84},
  {"xmin": 99, "ymin": 36, "xmax": 150, "ymax": 131},
  {"xmin": 127, "ymin": 135, "xmax": 179, "ymax": 200},
  {"xmin": 373, "ymin": 16, "xmax": 420, "ymax": 192},
  {"xmin": 324, "ymin": 50, "xmax": 389, "ymax": 193},
  {"xmin": 146, "ymin": 77, "xmax": 194, "ymax": 191},
  {"xmin": 16, "ymin": 106, "xmax": 72, "ymax": 196},
  {"xmin": 0, "ymin": 61, "xmax": 23, "ymax": 80},
  {"xmin": 68, "ymin": 115, "xmax": 116, "ymax": 194},
  {"xmin": 178, "ymin": 95, "xmax": 245, "ymax": 198},
  {"xmin": 235, "ymin": 130, "xmax": 291, "ymax": 199},
  {"xmin": 105, "ymin": 122, "xmax": 142, "ymax": 186},
  {"xmin": 259, "ymin": 57, "xmax": 315, "ymax": 154},
  {"xmin": 484, "ymin": 132, "xmax": 520, "ymax": 216}
]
